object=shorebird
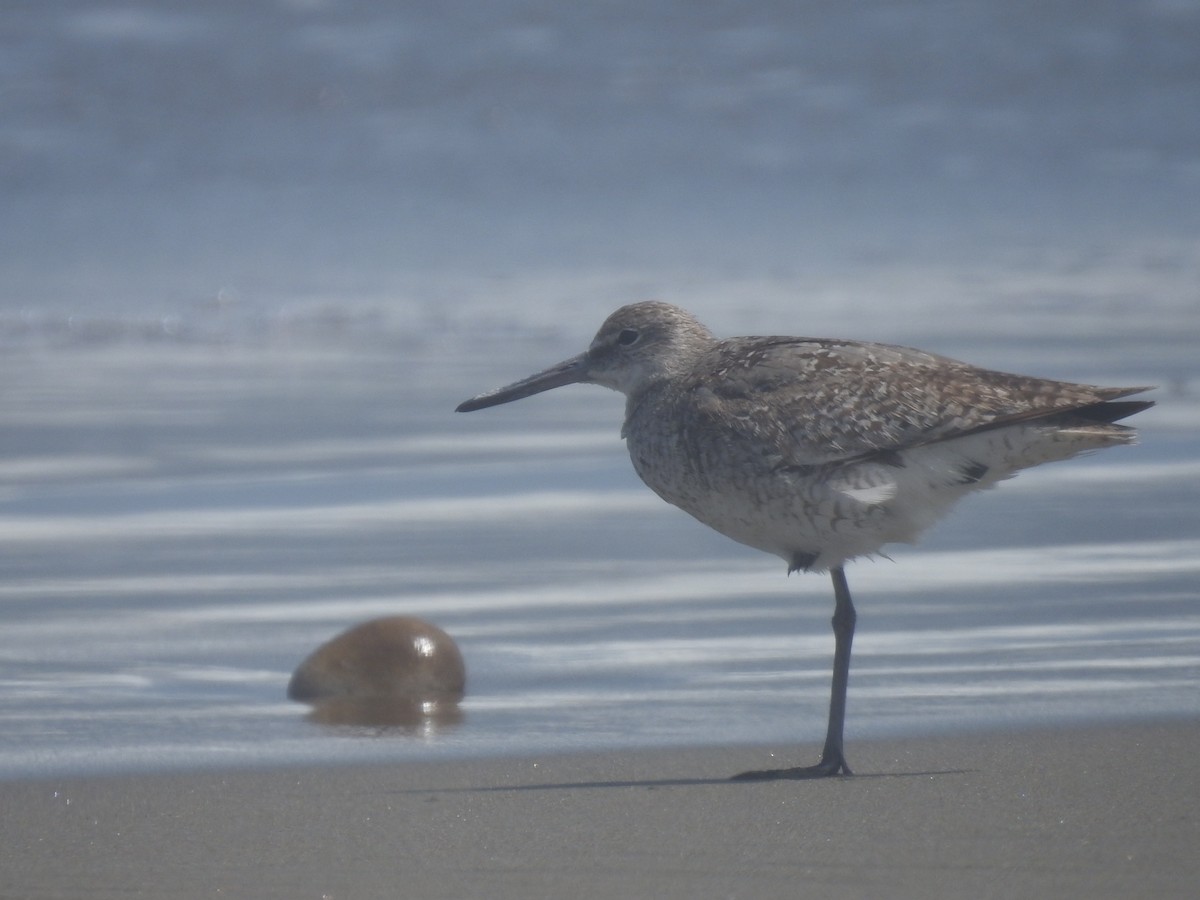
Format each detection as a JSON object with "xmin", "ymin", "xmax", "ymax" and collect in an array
[{"xmin": 456, "ymin": 301, "xmax": 1153, "ymax": 779}]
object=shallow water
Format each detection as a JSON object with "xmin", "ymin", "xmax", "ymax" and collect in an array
[
  {"xmin": 1, "ymin": 1, "xmax": 1198, "ymax": 778},
  {"xmin": 0, "ymin": 332, "xmax": 1196, "ymax": 779}
]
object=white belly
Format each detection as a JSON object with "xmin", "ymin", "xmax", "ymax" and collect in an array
[{"xmin": 627, "ymin": 420, "xmax": 1131, "ymax": 572}]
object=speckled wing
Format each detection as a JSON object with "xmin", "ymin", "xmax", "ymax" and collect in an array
[{"xmin": 688, "ymin": 337, "xmax": 1146, "ymax": 470}]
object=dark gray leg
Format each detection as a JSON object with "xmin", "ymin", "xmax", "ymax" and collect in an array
[{"xmin": 733, "ymin": 565, "xmax": 855, "ymax": 780}]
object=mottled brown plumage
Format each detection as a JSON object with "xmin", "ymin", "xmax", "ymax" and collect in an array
[{"xmin": 457, "ymin": 301, "xmax": 1153, "ymax": 778}]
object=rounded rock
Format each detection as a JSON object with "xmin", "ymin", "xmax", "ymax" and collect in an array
[{"xmin": 288, "ymin": 616, "xmax": 466, "ymax": 705}]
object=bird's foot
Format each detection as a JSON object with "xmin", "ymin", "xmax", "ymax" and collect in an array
[{"xmin": 731, "ymin": 752, "xmax": 852, "ymax": 781}]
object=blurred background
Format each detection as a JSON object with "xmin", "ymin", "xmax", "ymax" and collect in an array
[
  {"xmin": 1, "ymin": 0, "xmax": 1197, "ymax": 778},
  {"xmin": 4, "ymin": 0, "xmax": 1198, "ymax": 339}
]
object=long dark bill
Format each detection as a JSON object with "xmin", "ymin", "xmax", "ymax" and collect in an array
[{"xmin": 455, "ymin": 353, "xmax": 588, "ymax": 412}]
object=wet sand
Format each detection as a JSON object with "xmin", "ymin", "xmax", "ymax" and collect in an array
[{"xmin": 3, "ymin": 719, "xmax": 1197, "ymax": 900}]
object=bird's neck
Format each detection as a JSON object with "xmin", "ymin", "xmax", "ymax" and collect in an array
[{"xmin": 620, "ymin": 379, "xmax": 669, "ymax": 440}]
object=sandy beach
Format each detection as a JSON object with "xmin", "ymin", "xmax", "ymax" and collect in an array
[{"xmin": 3, "ymin": 719, "xmax": 1197, "ymax": 899}]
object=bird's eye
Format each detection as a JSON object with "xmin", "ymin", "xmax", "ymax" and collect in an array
[{"xmin": 617, "ymin": 328, "xmax": 640, "ymax": 347}]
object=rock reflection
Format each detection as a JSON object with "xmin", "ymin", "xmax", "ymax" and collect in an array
[{"xmin": 303, "ymin": 694, "xmax": 464, "ymax": 733}]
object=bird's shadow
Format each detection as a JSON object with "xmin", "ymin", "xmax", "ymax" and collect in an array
[{"xmin": 396, "ymin": 767, "xmax": 974, "ymax": 795}]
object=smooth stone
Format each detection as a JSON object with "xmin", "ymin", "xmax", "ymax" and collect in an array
[{"xmin": 288, "ymin": 616, "xmax": 466, "ymax": 710}]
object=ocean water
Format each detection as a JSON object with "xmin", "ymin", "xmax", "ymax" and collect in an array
[{"xmin": 1, "ymin": 0, "xmax": 1198, "ymax": 779}]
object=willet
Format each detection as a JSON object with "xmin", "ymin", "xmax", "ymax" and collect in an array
[{"xmin": 456, "ymin": 301, "xmax": 1153, "ymax": 779}]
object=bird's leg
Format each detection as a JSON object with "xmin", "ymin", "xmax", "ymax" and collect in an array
[
  {"xmin": 819, "ymin": 565, "xmax": 856, "ymax": 773},
  {"xmin": 733, "ymin": 565, "xmax": 856, "ymax": 780}
]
